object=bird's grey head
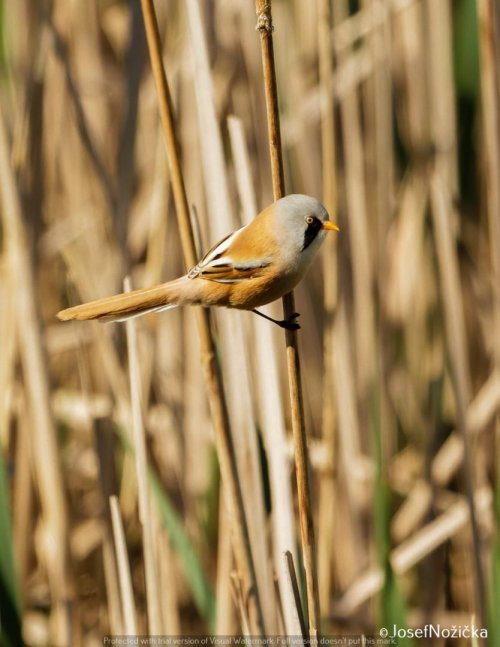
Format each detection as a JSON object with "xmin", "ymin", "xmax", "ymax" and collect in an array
[{"xmin": 274, "ymin": 194, "xmax": 334, "ymax": 264}]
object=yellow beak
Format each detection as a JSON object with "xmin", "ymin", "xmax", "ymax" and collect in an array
[{"xmin": 322, "ymin": 221, "xmax": 340, "ymax": 231}]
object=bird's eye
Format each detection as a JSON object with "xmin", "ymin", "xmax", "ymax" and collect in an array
[{"xmin": 305, "ymin": 216, "xmax": 314, "ymax": 225}]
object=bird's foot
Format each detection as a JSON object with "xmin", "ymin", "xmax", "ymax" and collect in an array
[
  {"xmin": 278, "ymin": 312, "xmax": 301, "ymax": 331},
  {"xmin": 252, "ymin": 309, "xmax": 301, "ymax": 330}
]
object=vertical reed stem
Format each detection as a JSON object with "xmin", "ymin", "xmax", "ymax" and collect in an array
[
  {"xmin": 0, "ymin": 105, "xmax": 73, "ymax": 646},
  {"xmin": 124, "ymin": 276, "xmax": 162, "ymax": 634},
  {"xmin": 109, "ymin": 495, "xmax": 138, "ymax": 635},
  {"xmin": 478, "ymin": 0, "xmax": 500, "ymax": 365},
  {"xmin": 139, "ymin": 0, "xmax": 265, "ymax": 635},
  {"xmin": 430, "ymin": 172, "xmax": 486, "ymax": 626},
  {"xmin": 477, "ymin": 0, "xmax": 500, "ymax": 636},
  {"xmin": 255, "ymin": 0, "xmax": 320, "ymax": 637},
  {"xmin": 318, "ymin": 0, "xmax": 338, "ymax": 613}
]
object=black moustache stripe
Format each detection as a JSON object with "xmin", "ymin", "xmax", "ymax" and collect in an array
[{"xmin": 302, "ymin": 217, "xmax": 323, "ymax": 251}]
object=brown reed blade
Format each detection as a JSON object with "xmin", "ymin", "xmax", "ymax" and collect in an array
[
  {"xmin": 0, "ymin": 104, "xmax": 74, "ymax": 645},
  {"xmin": 184, "ymin": 0, "xmax": 277, "ymax": 630},
  {"xmin": 285, "ymin": 551, "xmax": 308, "ymax": 639},
  {"xmin": 430, "ymin": 170, "xmax": 486, "ymax": 626},
  {"xmin": 228, "ymin": 114, "xmax": 303, "ymax": 635},
  {"xmin": 124, "ymin": 277, "xmax": 162, "ymax": 634},
  {"xmin": 139, "ymin": 0, "xmax": 266, "ymax": 635},
  {"xmin": 255, "ymin": 0, "xmax": 320, "ymax": 638},
  {"xmin": 318, "ymin": 0, "xmax": 337, "ymax": 613},
  {"xmin": 334, "ymin": 488, "xmax": 492, "ymax": 617},
  {"xmin": 477, "ymin": 5, "xmax": 500, "ymax": 590},
  {"xmin": 109, "ymin": 495, "xmax": 138, "ymax": 635}
]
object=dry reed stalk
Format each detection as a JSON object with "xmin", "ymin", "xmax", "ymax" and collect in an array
[
  {"xmin": 6, "ymin": 0, "xmax": 495, "ymax": 637},
  {"xmin": 477, "ymin": 0, "xmax": 500, "ymax": 538},
  {"xmin": 394, "ymin": 487, "xmax": 490, "ymax": 580},
  {"xmin": 230, "ymin": 3, "xmax": 272, "ymax": 203},
  {"xmin": 187, "ymin": 2, "xmax": 276, "ymax": 633},
  {"xmin": 333, "ymin": 488, "xmax": 492, "ymax": 617},
  {"xmin": 317, "ymin": 0, "xmax": 338, "ymax": 614},
  {"xmin": 227, "ymin": 116, "xmax": 258, "ymax": 219},
  {"xmin": 386, "ymin": 173, "xmax": 433, "ymax": 462},
  {"xmin": 157, "ymin": 528, "xmax": 181, "ymax": 634},
  {"xmin": 430, "ymin": 171, "xmax": 486, "ymax": 625},
  {"xmin": 59, "ymin": 240, "xmax": 133, "ymax": 515},
  {"xmin": 255, "ymin": 0, "xmax": 320, "ymax": 636},
  {"xmin": 182, "ymin": 309, "xmax": 212, "ymax": 503},
  {"xmin": 391, "ymin": 479, "xmax": 433, "ymax": 542},
  {"xmin": 1, "ymin": 261, "xmax": 27, "ymax": 606},
  {"xmin": 385, "ymin": 170, "xmax": 429, "ymax": 325},
  {"xmin": 228, "ymin": 115, "xmax": 302, "ymax": 635},
  {"xmin": 217, "ymin": 116, "xmax": 258, "ymax": 635},
  {"xmin": 93, "ymin": 438, "xmax": 123, "ymax": 634},
  {"xmin": 364, "ymin": 0, "xmax": 394, "ymax": 268},
  {"xmin": 318, "ymin": 0, "xmax": 336, "ymax": 217},
  {"xmin": 361, "ymin": 0, "xmax": 399, "ymax": 515},
  {"xmin": 184, "ymin": 0, "xmax": 275, "ymax": 631},
  {"xmin": 281, "ymin": 50, "xmax": 375, "ymax": 148},
  {"xmin": 431, "ymin": 371, "xmax": 500, "ymax": 485},
  {"xmin": 141, "ymin": 132, "xmax": 172, "ymax": 288},
  {"xmin": 127, "ymin": 324, "xmax": 154, "ymax": 423},
  {"xmin": 333, "ymin": 0, "xmax": 382, "ymax": 54},
  {"xmin": 230, "ymin": 574, "xmax": 252, "ymax": 637},
  {"xmin": 101, "ymin": 525, "xmax": 124, "ymax": 636},
  {"xmin": 281, "ymin": 36, "xmax": 321, "ymax": 199},
  {"xmin": 69, "ymin": 332, "xmax": 124, "ymax": 636},
  {"xmin": 0, "ymin": 262, "xmax": 16, "ymax": 445},
  {"xmin": 0, "ymin": 106, "xmax": 73, "ymax": 645},
  {"xmin": 70, "ymin": 519, "xmax": 103, "ymax": 560},
  {"xmin": 46, "ymin": 8, "xmax": 117, "ymax": 220},
  {"xmin": 109, "ymin": 495, "xmax": 138, "ymax": 635},
  {"xmin": 393, "ymin": 0, "xmax": 428, "ymax": 150},
  {"xmin": 255, "ymin": 0, "xmax": 285, "ymax": 195},
  {"xmin": 139, "ymin": 0, "xmax": 266, "ymax": 634},
  {"xmin": 332, "ymin": 301, "xmax": 368, "ymax": 587},
  {"xmin": 425, "ymin": 0, "xmax": 458, "ymax": 195},
  {"xmin": 331, "ymin": 0, "xmax": 416, "ymax": 56},
  {"xmin": 57, "ymin": 231, "xmax": 129, "ymax": 408},
  {"xmin": 216, "ymin": 500, "xmax": 238, "ymax": 634},
  {"xmin": 12, "ymin": 394, "xmax": 33, "ymax": 593},
  {"xmin": 124, "ymin": 277, "xmax": 162, "ymax": 634},
  {"xmin": 70, "ymin": 3, "xmax": 113, "ymax": 169},
  {"xmin": 115, "ymin": 2, "xmax": 146, "ymax": 257},
  {"xmin": 337, "ymin": 38, "xmax": 376, "ymax": 397},
  {"xmin": 155, "ymin": 311, "xmax": 184, "ymax": 430},
  {"xmin": 60, "ymin": 256, "xmax": 128, "ymax": 402},
  {"xmin": 478, "ymin": 0, "xmax": 500, "ymax": 309},
  {"xmin": 284, "ymin": 551, "xmax": 307, "ymax": 639}
]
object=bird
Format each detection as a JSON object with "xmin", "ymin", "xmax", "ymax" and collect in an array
[{"xmin": 57, "ymin": 194, "xmax": 338, "ymax": 330}]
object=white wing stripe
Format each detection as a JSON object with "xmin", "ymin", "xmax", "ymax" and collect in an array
[
  {"xmin": 206, "ymin": 256, "xmax": 232, "ymax": 267},
  {"xmin": 204, "ymin": 257, "xmax": 271, "ymax": 271},
  {"xmin": 199, "ymin": 226, "xmax": 245, "ymax": 267},
  {"xmin": 210, "ymin": 279, "xmax": 241, "ymax": 283}
]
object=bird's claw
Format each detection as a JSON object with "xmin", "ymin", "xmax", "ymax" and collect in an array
[
  {"xmin": 252, "ymin": 308, "xmax": 301, "ymax": 330},
  {"xmin": 282, "ymin": 321, "xmax": 301, "ymax": 331},
  {"xmin": 280, "ymin": 312, "xmax": 301, "ymax": 331}
]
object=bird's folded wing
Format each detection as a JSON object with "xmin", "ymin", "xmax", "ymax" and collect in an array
[
  {"xmin": 191, "ymin": 260, "xmax": 271, "ymax": 283},
  {"xmin": 188, "ymin": 225, "xmax": 272, "ymax": 283}
]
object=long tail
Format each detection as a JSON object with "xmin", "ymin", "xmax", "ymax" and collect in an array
[{"xmin": 57, "ymin": 276, "xmax": 197, "ymax": 323}]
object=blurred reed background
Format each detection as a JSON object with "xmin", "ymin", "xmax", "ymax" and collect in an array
[{"xmin": 0, "ymin": 0, "xmax": 499, "ymax": 645}]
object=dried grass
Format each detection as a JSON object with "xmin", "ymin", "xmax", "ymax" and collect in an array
[{"xmin": 0, "ymin": 0, "xmax": 498, "ymax": 643}]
